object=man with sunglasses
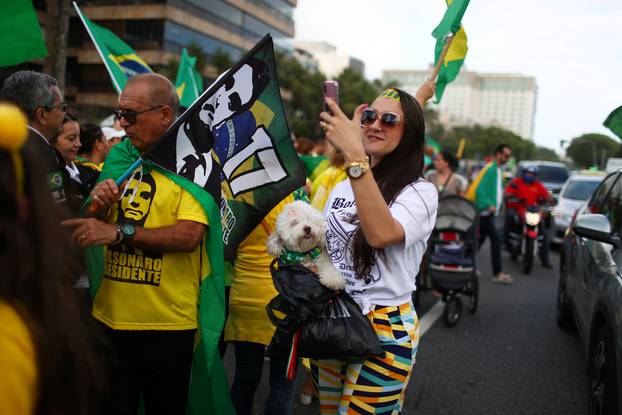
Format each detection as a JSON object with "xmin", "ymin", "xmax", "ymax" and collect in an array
[
  {"xmin": 1, "ymin": 70, "xmax": 71, "ymax": 208},
  {"xmin": 467, "ymin": 144, "xmax": 514, "ymax": 284},
  {"xmin": 62, "ymin": 73, "xmax": 213, "ymax": 415}
]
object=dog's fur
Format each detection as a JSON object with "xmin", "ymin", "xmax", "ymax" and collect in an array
[{"xmin": 267, "ymin": 201, "xmax": 346, "ymax": 290}]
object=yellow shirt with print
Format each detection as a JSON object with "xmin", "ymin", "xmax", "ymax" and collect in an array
[
  {"xmin": 92, "ymin": 169, "xmax": 209, "ymax": 330},
  {"xmin": 224, "ymin": 195, "xmax": 293, "ymax": 345}
]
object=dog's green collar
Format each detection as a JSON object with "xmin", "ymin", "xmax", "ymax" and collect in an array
[{"xmin": 280, "ymin": 246, "xmax": 322, "ymax": 264}]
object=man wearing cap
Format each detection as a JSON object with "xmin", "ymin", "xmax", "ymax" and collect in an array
[{"xmin": 0, "ymin": 70, "xmax": 71, "ymax": 208}]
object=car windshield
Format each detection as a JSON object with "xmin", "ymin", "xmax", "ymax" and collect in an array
[
  {"xmin": 562, "ymin": 180, "xmax": 602, "ymax": 201},
  {"xmin": 537, "ymin": 166, "xmax": 569, "ymax": 183}
]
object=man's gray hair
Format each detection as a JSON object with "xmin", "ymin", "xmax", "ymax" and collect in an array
[{"xmin": 0, "ymin": 71, "xmax": 58, "ymax": 121}]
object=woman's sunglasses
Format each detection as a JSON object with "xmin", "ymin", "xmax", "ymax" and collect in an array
[{"xmin": 360, "ymin": 108, "xmax": 401, "ymax": 129}]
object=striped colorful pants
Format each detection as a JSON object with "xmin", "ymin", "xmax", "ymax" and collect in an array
[{"xmin": 310, "ymin": 302, "xmax": 420, "ymax": 415}]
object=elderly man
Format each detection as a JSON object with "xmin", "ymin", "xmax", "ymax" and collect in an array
[
  {"xmin": 0, "ymin": 71, "xmax": 70, "ymax": 207},
  {"xmin": 62, "ymin": 73, "xmax": 208, "ymax": 415}
]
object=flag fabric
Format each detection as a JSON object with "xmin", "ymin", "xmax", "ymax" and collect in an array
[
  {"xmin": 146, "ymin": 34, "xmax": 306, "ymax": 260},
  {"xmin": 73, "ymin": 2, "xmax": 152, "ymax": 93},
  {"xmin": 604, "ymin": 106, "xmax": 622, "ymax": 140},
  {"xmin": 0, "ymin": 0, "xmax": 48, "ymax": 67},
  {"xmin": 432, "ymin": 0, "xmax": 470, "ymax": 103},
  {"xmin": 432, "ymin": 0, "xmax": 470, "ymax": 40},
  {"xmin": 299, "ymin": 154, "xmax": 329, "ymax": 181},
  {"xmin": 175, "ymin": 48, "xmax": 205, "ymax": 108}
]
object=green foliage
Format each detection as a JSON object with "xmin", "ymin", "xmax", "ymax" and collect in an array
[
  {"xmin": 186, "ymin": 42, "xmax": 207, "ymax": 73},
  {"xmin": 336, "ymin": 68, "xmax": 383, "ymax": 117},
  {"xmin": 565, "ymin": 133, "xmax": 620, "ymax": 168},
  {"xmin": 209, "ymin": 49, "xmax": 234, "ymax": 74}
]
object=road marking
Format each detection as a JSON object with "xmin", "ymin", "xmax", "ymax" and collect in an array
[{"xmin": 420, "ymin": 300, "xmax": 444, "ymax": 336}]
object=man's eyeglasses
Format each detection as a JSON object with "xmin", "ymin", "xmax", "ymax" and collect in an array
[
  {"xmin": 360, "ymin": 108, "xmax": 401, "ymax": 129},
  {"xmin": 45, "ymin": 102, "xmax": 68, "ymax": 113},
  {"xmin": 113, "ymin": 105, "xmax": 163, "ymax": 125}
]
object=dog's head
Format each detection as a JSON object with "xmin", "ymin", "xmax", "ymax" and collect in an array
[{"xmin": 266, "ymin": 200, "xmax": 326, "ymax": 256}]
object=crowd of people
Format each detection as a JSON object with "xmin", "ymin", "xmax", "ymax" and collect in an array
[{"xmin": 0, "ymin": 68, "xmax": 556, "ymax": 415}]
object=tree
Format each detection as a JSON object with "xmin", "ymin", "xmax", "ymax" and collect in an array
[
  {"xmin": 565, "ymin": 133, "xmax": 619, "ymax": 168},
  {"xmin": 336, "ymin": 68, "xmax": 382, "ymax": 117},
  {"xmin": 209, "ymin": 49, "xmax": 233, "ymax": 74}
]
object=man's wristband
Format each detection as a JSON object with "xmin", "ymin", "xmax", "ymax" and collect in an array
[{"xmin": 110, "ymin": 224, "xmax": 123, "ymax": 246}]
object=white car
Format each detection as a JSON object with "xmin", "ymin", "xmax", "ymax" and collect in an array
[{"xmin": 551, "ymin": 171, "xmax": 606, "ymax": 244}]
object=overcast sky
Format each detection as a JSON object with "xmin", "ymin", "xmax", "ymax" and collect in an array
[{"xmin": 293, "ymin": 0, "xmax": 622, "ymax": 150}]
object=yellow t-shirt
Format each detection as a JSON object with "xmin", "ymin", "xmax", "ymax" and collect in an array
[
  {"xmin": 0, "ymin": 302, "xmax": 37, "ymax": 415},
  {"xmin": 224, "ymin": 195, "xmax": 294, "ymax": 345},
  {"xmin": 310, "ymin": 166, "xmax": 347, "ymax": 210},
  {"xmin": 92, "ymin": 170, "xmax": 209, "ymax": 330}
]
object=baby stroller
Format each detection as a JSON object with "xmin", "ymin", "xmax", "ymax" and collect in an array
[{"xmin": 428, "ymin": 195, "xmax": 479, "ymax": 327}]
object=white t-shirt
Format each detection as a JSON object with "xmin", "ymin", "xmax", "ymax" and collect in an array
[{"xmin": 324, "ymin": 179, "xmax": 438, "ymax": 315}]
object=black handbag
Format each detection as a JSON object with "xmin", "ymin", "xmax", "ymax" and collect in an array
[{"xmin": 266, "ymin": 259, "xmax": 385, "ymax": 366}]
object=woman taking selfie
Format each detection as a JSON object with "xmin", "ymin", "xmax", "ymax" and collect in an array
[{"xmin": 313, "ymin": 88, "xmax": 437, "ymax": 414}]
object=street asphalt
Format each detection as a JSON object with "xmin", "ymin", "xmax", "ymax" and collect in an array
[{"xmin": 222, "ymin": 238, "xmax": 590, "ymax": 415}]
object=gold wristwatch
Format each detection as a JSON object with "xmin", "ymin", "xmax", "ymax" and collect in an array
[{"xmin": 344, "ymin": 158, "xmax": 369, "ymax": 179}]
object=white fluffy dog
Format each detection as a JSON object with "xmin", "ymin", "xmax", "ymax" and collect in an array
[{"xmin": 267, "ymin": 201, "xmax": 346, "ymax": 290}]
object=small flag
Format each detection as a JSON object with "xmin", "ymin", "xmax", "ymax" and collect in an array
[
  {"xmin": 73, "ymin": 2, "xmax": 152, "ymax": 93},
  {"xmin": 604, "ymin": 106, "xmax": 622, "ymax": 140},
  {"xmin": 299, "ymin": 154, "xmax": 329, "ymax": 181},
  {"xmin": 0, "ymin": 0, "xmax": 48, "ymax": 67},
  {"xmin": 175, "ymin": 48, "xmax": 204, "ymax": 108},
  {"xmin": 432, "ymin": 0, "xmax": 470, "ymax": 103}
]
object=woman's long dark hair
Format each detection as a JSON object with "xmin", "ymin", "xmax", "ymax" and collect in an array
[
  {"xmin": 0, "ymin": 145, "xmax": 100, "ymax": 414},
  {"xmin": 351, "ymin": 88, "xmax": 426, "ymax": 278}
]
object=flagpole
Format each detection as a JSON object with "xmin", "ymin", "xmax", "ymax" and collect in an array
[
  {"xmin": 430, "ymin": 33, "xmax": 455, "ymax": 82},
  {"xmin": 72, "ymin": 2, "xmax": 122, "ymax": 93}
]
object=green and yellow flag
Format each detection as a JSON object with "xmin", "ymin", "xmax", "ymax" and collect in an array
[
  {"xmin": 0, "ymin": 0, "xmax": 48, "ymax": 67},
  {"xmin": 432, "ymin": 0, "xmax": 470, "ymax": 103},
  {"xmin": 73, "ymin": 2, "xmax": 152, "ymax": 93},
  {"xmin": 604, "ymin": 106, "xmax": 622, "ymax": 140},
  {"xmin": 175, "ymin": 48, "xmax": 204, "ymax": 108}
]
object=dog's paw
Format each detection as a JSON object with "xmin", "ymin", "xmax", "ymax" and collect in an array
[{"xmin": 318, "ymin": 269, "xmax": 346, "ymax": 291}]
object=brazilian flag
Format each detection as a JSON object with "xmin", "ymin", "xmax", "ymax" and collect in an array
[
  {"xmin": 604, "ymin": 106, "xmax": 622, "ymax": 140},
  {"xmin": 74, "ymin": 2, "xmax": 152, "ymax": 93},
  {"xmin": 432, "ymin": 0, "xmax": 470, "ymax": 103}
]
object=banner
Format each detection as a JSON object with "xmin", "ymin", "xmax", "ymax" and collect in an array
[{"xmin": 147, "ymin": 34, "xmax": 306, "ymax": 259}]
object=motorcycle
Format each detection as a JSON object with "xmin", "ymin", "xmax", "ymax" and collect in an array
[{"xmin": 506, "ymin": 197, "xmax": 547, "ymax": 274}]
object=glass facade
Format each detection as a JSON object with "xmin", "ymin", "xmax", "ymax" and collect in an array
[{"xmin": 163, "ymin": 21, "xmax": 244, "ymax": 60}]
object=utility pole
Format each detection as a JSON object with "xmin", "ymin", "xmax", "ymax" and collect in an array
[{"xmin": 53, "ymin": 0, "xmax": 70, "ymax": 94}]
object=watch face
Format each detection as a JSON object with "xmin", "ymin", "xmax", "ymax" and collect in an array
[
  {"xmin": 122, "ymin": 223, "xmax": 135, "ymax": 238},
  {"xmin": 349, "ymin": 165, "xmax": 363, "ymax": 178}
]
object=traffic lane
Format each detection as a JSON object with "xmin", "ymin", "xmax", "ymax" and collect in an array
[{"xmin": 403, "ymin": 246, "xmax": 589, "ymax": 415}]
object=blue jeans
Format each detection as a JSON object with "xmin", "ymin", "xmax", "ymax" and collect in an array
[{"xmin": 231, "ymin": 341, "xmax": 297, "ymax": 415}]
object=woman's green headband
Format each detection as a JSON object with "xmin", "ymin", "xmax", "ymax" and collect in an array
[{"xmin": 379, "ymin": 88, "xmax": 401, "ymax": 103}]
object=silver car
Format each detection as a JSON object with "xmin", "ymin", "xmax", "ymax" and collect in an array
[
  {"xmin": 551, "ymin": 172, "xmax": 606, "ymax": 244},
  {"xmin": 558, "ymin": 171, "xmax": 622, "ymax": 415}
]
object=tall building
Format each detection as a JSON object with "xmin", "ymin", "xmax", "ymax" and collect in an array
[
  {"xmin": 293, "ymin": 41, "xmax": 364, "ymax": 78},
  {"xmin": 383, "ymin": 68, "xmax": 537, "ymax": 139},
  {"xmin": 2, "ymin": 0, "xmax": 297, "ymax": 115}
]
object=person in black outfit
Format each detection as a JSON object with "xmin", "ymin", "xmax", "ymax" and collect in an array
[
  {"xmin": 76, "ymin": 123, "xmax": 110, "ymax": 193},
  {"xmin": 0, "ymin": 71, "xmax": 73, "ymax": 214}
]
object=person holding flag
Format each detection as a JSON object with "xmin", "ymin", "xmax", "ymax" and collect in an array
[{"xmin": 62, "ymin": 73, "xmax": 223, "ymax": 415}]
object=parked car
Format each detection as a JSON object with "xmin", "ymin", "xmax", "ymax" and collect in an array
[
  {"xmin": 551, "ymin": 170, "xmax": 606, "ymax": 244},
  {"xmin": 557, "ymin": 170, "xmax": 622, "ymax": 415}
]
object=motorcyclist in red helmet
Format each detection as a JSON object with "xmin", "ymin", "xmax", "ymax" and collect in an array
[{"xmin": 504, "ymin": 165, "xmax": 555, "ymax": 268}]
